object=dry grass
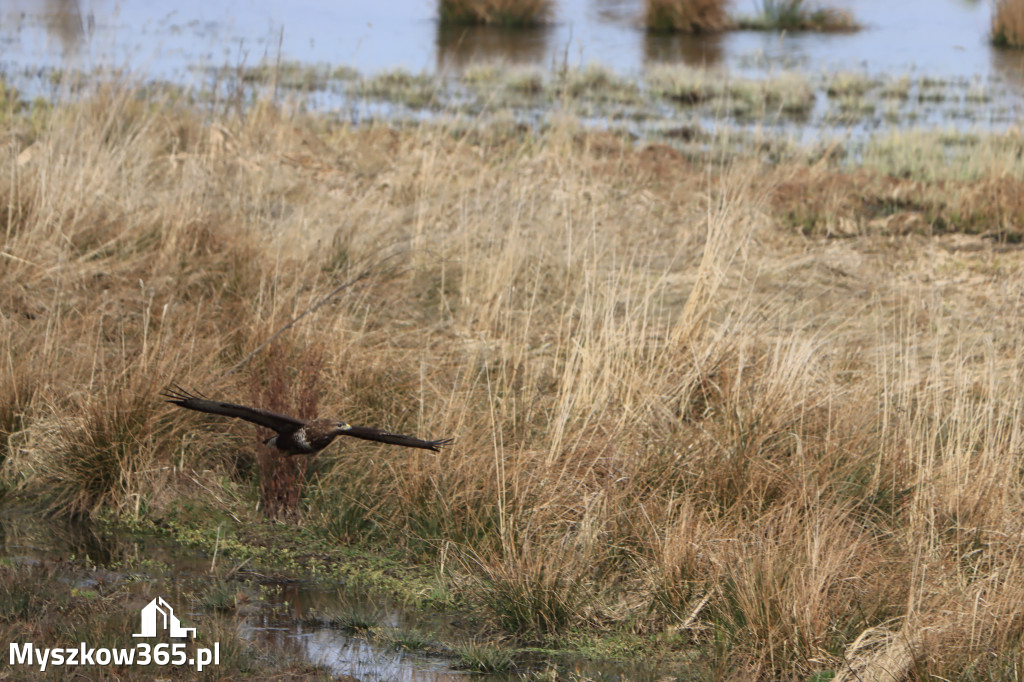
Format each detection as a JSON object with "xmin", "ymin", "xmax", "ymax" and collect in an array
[
  {"xmin": 438, "ymin": 0, "xmax": 553, "ymax": 27},
  {"xmin": 2, "ymin": 78, "xmax": 1024, "ymax": 674},
  {"xmin": 993, "ymin": 0, "xmax": 1024, "ymax": 47},
  {"xmin": 645, "ymin": 0, "xmax": 731, "ymax": 33}
]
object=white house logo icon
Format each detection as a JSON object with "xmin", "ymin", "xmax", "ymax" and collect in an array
[{"xmin": 133, "ymin": 597, "xmax": 197, "ymax": 638}]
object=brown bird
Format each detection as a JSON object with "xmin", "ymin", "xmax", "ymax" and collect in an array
[{"xmin": 163, "ymin": 386, "xmax": 452, "ymax": 455}]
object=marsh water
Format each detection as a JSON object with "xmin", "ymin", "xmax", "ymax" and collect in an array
[
  {"xmin": 1, "ymin": 511, "xmax": 676, "ymax": 680},
  {"xmin": 0, "ymin": 510, "xmax": 479, "ymax": 680},
  {"xmin": 1, "ymin": 0, "xmax": 1020, "ymax": 81},
  {"xmin": 3, "ymin": 0, "xmax": 1024, "ymax": 135},
  {"xmin": 0, "ymin": 0, "xmax": 1021, "ymax": 156}
]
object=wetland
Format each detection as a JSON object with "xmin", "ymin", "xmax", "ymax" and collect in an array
[{"xmin": 1, "ymin": 1, "xmax": 1024, "ymax": 679}]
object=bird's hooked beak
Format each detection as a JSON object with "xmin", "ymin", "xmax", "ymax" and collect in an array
[{"xmin": 334, "ymin": 421, "xmax": 351, "ymax": 432}]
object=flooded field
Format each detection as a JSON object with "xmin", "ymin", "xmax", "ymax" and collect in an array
[
  {"xmin": 1, "ymin": 0, "xmax": 1023, "ymax": 143},
  {"xmin": 1, "ymin": 0, "xmax": 1019, "ymax": 81},
  {"xmin": 0, "ymin": 511, "xmax": 480, "ymax": 679},
  {"xmin": 1, "ymin": 510, "xmax": 687, "ymax": 679}
]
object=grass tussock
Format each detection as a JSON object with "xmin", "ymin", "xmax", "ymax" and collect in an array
[
  {"xmin": 737, "ymin": 0, "xmax": 859, "ymax": 32},
  {"xmin": 439, "ymin": 0, "xmax": 553, "ymax": 27},
  {"xmin": 463, "ymin": 536, "xmax": 598, "ymax": 635},
  {"xmin": 645, "ymin": 0, "xmax": 731, "ymax": 33},
  {"xmin": 450, "ymin": 638, "xmax": 516, "ymax": 672},
  {"xmin": 2, "ymin": 76, "xmax": 1024, "ymax": 674},
  {"xmin": 993, "ymin": 0, "xmax": 1024, "ymax": 47}
]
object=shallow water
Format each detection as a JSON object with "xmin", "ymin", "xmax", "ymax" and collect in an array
[
  {"xmin": 237, "ymin": 583, "xmax": 476, "ymax": 681},
  {"xmin": 0, "ymin": 509, "xmax": 684, "ymax": 680},
  {"xmin": 2, "ymin": 0, "xmax": 1022, "ymax": 148},
  {"xmin": 0, "ymin": 509, "xmax": 477, "ymax": 680},
  {"xmin": 0, "ymin": 507, "xmax": 703, "ymax": 680},
  {"xmin": 1, "ymin": 0, "xmax": 1019, "ymax": 83}
]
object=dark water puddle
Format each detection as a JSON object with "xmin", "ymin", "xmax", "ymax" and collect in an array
[
  {"xmin": 239, "ymin": 616, "xmax": 472, "ymax": 681},
  {"xmin": 238, "ymin": 581, "xmax": 478, "ymax": 681},
  {"xmin": 0, "ymin": 508, "xmax": 479, "ymax": 680}
]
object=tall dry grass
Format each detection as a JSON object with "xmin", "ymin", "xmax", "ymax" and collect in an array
[
  {"xmin": 993, "ymin": 0, "xmax": 1024, "ymax": 47},
  {"xmin": 1, "ymin": 78, "xmax": 1023, "ymax": 673},
  {"xmin": 439, "ymin": 0, "xmax": 553, "ymax": 27},
  {"xmin": 645, "ymin": 0, "xmax": 731, "ymax": 33}
]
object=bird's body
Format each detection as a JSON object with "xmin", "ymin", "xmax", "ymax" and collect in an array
[
  {"xmin": 163, "ymin": 386, "xmax": 452, "ymax": 455},
  {"xmin": 264, "ymin": 419, "xmax": 340, "ymax": 455}
]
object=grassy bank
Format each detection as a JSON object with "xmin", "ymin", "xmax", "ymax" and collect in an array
[{"xmin": 1, "ymin": 77, "xmax": 1024, "ymax": 677}]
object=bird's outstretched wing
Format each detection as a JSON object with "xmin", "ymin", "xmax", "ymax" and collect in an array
[
  {"xmin": 341, "ymin": 425, "xmax": 453, "ymax": 452},
  {"xmin": 163, "ymin": 385, "xmax": 305, "ymax": 433}
]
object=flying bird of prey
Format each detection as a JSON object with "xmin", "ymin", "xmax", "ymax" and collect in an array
[{"xmin": 163, "ymin": 386, "xmax": 452, "ymax": 455}]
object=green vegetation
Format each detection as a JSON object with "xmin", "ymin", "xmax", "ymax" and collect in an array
[
  {"xmin": 26, "ymin": 60, "xmax": 1001, "ymax": 139},
  {"xmin": 376, "ymin": 626, "xmax": 433, "ymax": 651},
  {"xmin": 450, "ymin": 638, "xmax": 516, "ymax": 672},
  {"xmin": 736, "ymin": 0, "xmax": 859, "ymax": 31},
  {"xmin": 357, "ymin": 68, "xmax": 439, "ymax": 109}
]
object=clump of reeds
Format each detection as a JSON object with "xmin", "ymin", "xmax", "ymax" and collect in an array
[
  {"xmin": 43, "ymin": 389, "xmax": 160, "ymax": 517},
  {"xmin": 646, "ymin": 63, "xmax": 725, "ymax": 103},
  {"xmin": 302, "ymin": 595, "xmax": 384, "ymax": 632},
  {"xmin": 992, "ymin": 0, "xmax": 1024, "ymax": 47},
  {"xmin": 357, "ymin": 69, "xmax": 438, "ymax": 109},
  {"xmin": 375, "ymin": 626, "xmax": 432, "ymax": 651},
  {"xmin": 736, "ymin": 0, "xmax": 858, "ymax": 31},
  {"xmin": 450, "ymin": 638, "xmax": 516, "ymax": 672},
  {"xmin": 439, "ymin": 0, "xmax": 553, "ymax": 26},
  {"xmin": 645, "ymin": 0, "xmax": 731, "ymax": 33},
  {"xmin": 463, "ymin": 537, "xmax": 597, "ymax": 635},
  {"xmin": 37, "ymin": 340, "xmax": 188, "ymax": 518}
]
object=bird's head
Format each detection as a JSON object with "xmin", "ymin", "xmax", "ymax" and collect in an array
[{"xmin": 331, "ymin": 421, "xmax": 352, "ymax": 434}]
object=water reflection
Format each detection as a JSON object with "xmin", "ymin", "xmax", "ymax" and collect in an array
[
  {"xmin": 436, "ymin": 24, "xmax": 552, "ymax": 72},
  {"xmin": 239, "ymin": 582, "xmax": 485, "ymax": 681},
  {"xmin": 0, "ymin": 509, "xmax": 719, "ymax": 681},
  {"xmin": 39, "ymin": 0, "xmax": 91, "ymax": 57},
  {"xmin": 643, "ymin": 32, "xmax": 725, "ymax": 67},
  {"xmin": 0, "ymin": 0, "xmax": 92, "ymax": 60},
  {"xmin": 240, "ymin": 623, "xmax": 470, "ymax": 682},
  {"xmin": 0, "ymin": 505, "xmax": 117, "ymax": 565},
  {"xmin": 588, "ymin": 0, "xmax": 641, "ymax": 26},
  {"xmin": 992, "ymin": 46, "xmax": 1024, "ymax": 88}
]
